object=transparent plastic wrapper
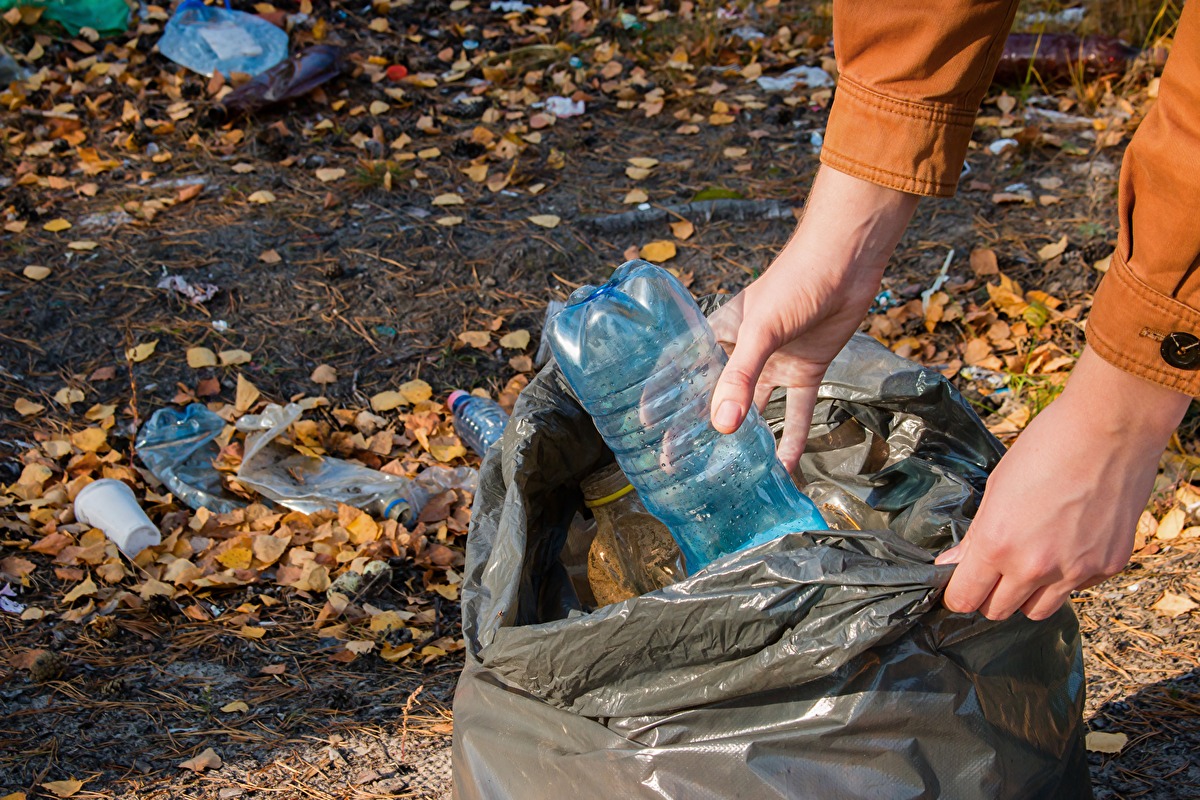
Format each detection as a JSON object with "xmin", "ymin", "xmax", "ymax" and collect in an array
[
  {"xmin": 135, "ymin": 403, "xmax": 476, "ymax": 524},
  {"xmin": 453, "ymin": 297, "xmax": 1091, "ymax": 800},
  {"xmin": 157, "ymin": 0, "xmax": 288, "ymax": 78},
  {"xmin": 210, "ymin": 45, "xmax": 345, "ymax": 122},
  {"xmin": 580, "ymin": 462, "xmax": 683, "ymax": 607},
  {"xmin": 235, "ymin": 403, "xmax": 477, "ymax": 522}
]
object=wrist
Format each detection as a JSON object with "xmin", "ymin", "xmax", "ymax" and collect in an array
[{"xmin": 1057, "ymin": 347, "xmax": 1190, "ymax": 446}]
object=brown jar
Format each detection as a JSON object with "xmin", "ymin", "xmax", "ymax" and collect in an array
[{"xmin": 582, "ymin": 462, "xmax": 684, "ymax": 607}]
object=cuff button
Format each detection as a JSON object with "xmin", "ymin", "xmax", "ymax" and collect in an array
[{"xmin": 1161, "ymin": 332, "xmax": 1200, "ymax": 370}]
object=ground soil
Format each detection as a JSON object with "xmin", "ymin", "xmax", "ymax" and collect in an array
[{"xmin": 1, "ymin": 2, "xmax": 1198, "ymax": 798}]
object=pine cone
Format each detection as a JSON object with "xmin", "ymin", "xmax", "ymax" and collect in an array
[
  {"xmin": 89, "ymin": 615, "xmax": 118, "ymax": 640},
  {"xmin": 29, "ymin": 650, "xmax": 66, "ymax": 683}
]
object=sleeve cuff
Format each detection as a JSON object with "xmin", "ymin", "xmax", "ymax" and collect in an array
[
  {"xmin": 1086, "ymin": 250, "xmax": 1200, "ymax": 396},
  {"xmin": 819, "ymin": 75, "xmax": 977, "ymax": 198}
]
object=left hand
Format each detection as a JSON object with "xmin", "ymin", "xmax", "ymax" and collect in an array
[{"xmin": 936, "ymin": 348, "xmax": 1191, "ymax": 620}]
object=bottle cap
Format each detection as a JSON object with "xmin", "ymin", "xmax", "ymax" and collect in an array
[{"xmin": 447, "ymin": 390, "xmax": 469, "ymax": 411}]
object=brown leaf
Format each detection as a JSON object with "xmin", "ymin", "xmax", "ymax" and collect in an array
[
  {"xmin": 23, "ymin": 265, "xmax": 51, "ymax": 281},
  {"xmin": 1, "ymin": 556, "xmax": 35, "ymax": 580},
  {"xmin": 1085, "ymin": 731, "xmax": 1127, "ymax": 754},
  {"xmin": 499, "ymin": 330, "xmax": 531, "ymax": 350},
  {"xmin": 219, "ymin": 349, "xmax": 252, "ymax": 366},
  {"xmin": 1037, "ymin": 234, "xmax": 1068, "ymax": 262},
  {"xmin": 670, "ymin": 219, "xmax": 695, "ymax": 240},
  {"xmin": 1152, "ymin": 591, "xmax": 1197, "ymax": 618},
  {"xmin": 311, "ymin": 364, "xmax": 338, "ymax": 384},
  {"xmin": 399, "ymin": 379, "xmax": 432, "ymax": 404},
  {"xmin": 125, "ymin": 341, "xmax": 158, "ymax": 363},
  {"xmin": 235, "ymin": 374, "xmax": 260, "ymax": 413},
  {"xmin": 1155, "ymin": 507, "xmax": 1187, "ymax": 540},
  {"xmin": 970, "ymin": 248, "xmax": 999, "ymax": 277},
  {"xmin": 371, "ymin": 391, "xmax": 404, "ymax": 412},
  {"xmin": 259, "ymin": 249, "xmax": 282, "ymax": 264},
  {"xmin": 14, "ymin": 398, "xmax": 45, "ymax": 417},
  {"xmin": 39, "ymin": 780, "xmax": 84, "ymax": 798},
  {"xmin": 458, "ymin": 330, "xmax": 491, "ymax": 349},
  {"xmin": 623, "ymin": 188, "xmax": 649, "ymax": 204},
  {"xmin": 527, "ymin": 214, "xmax": 560, "ymax": 229},
  {"xmin": 178, "ymin": 748, "xmax": 222, "ymax": 773},
  {"xmin": 186, "ymin": 347, "xmax": 218, "ymax": 368}
]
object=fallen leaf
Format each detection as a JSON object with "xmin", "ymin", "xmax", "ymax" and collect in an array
[
  {"xmin": 220, "ymin": 700, "xmax": 249, "ymax": 713},
  {"xmin": 628, "ymin": 157, "xmax": 659, "ymax": 169},
  {"xmin": 371, "ymin": 391, "xmax": 404, "ymax": 412},
  {"xmin": 623, "ymin": 188, "xmax": 649, "ymax": 204},
  {"xmin": 1152, "ymin": 591, "xmax": 1197, "ymax": 618},
  {"xmin": 311, "ymin": 364, "xmax": 338, "ymax": 384},
  {"xmin": 84, "ymin": 403, "xmax": 116, "ymax": 421},
  {"xmin": 1, "ymin": 791, "xmax": 27, "ymax": 800},
  {"xmin": 259, "ymin": 249, "xmax": 282, "ymax": 264},
  {"xmin": 1085, "ymin": 731, "xmax": 1127, "ymax": 754},
  {"xmin": 71, "ymin": 427, "xmax": 107, "ymax": 452},
  {"xmin": 217, "ymin": 546, "xmax": 253, "ymax": 570},
  {"xmin": 219, "ymin": 349, "xmax": 252, "ymax": 366},
  {"xmin": 67, "ymin": 240, "xmax": 98, "ymax": 251},
  {"xmin": 14, "ymin": 398, "xmax": 45, "ymax": 416},
  {"xmin": 499, "ymin": 330, "xmax": 531, "ymax": 349},
  {"xmin": 252, "ymin": 534, "xmax": 290, "ymax": 565},
  {"xmin": 970, "ymin": 248, "xmax": 999, "ymax": 277},
  {"xmin": 54, "ymin": 387, "xmax": 84, "ymax": 407},
  {"xmin": 42, "ymin": 218, "xmax": 72, "ymax": 232},
  {"xmin": 430, "ymin": 442, "xmax": 467, "ymax": 462},
  {"xmin": 399, "ymin": 378, "xmax": 432, "ymax": 404},
  {"xmin": 62, "ymin": 576, "xmax": 97, "ymax": 604},
  {"xmin": 235, "ymin": 374, "xmax": 260, "ymax": 413},
  {"xmin": 126, "ymin": 341, "xmax": 158, "ymax": 363},
  {"xmin": 1155, "ymin": 507, "xmax": 1186, "ymax": 540},
  {"xmin": 1037, "ymin": 234, "xmax": 1068, "ymax": 262},
  {"xmin": 436, "ymin": 216, "xmax": 463, "ymax": 226},
  {"xmin": 625, "ymin": 166, "xmax": 653, "ymax": 180},
  {"xmin": 178, "ymin": 184, "xmax": 202, "ymax": 202},
  {"xmin": 39, "ymin": 780, "xmax": 83, "ymax": 798},
  {"xmin": 370, "ymin": 100, "xmax": 390, "ymax": 115},
  {"xmin": 178, "ymin": 748, "xmax": 222, "ymax": 773},
  {"xmin": 460, "ymin": 163, "xmax": 488, "ymax": 182},
  {"xmin": 23, "ymin": 265, "xmax": 51, "ymax": 280},
  {"xmin": 458, "ymin": 330, "xmax": 491, "ymax": 349},
  {"xmin": 528, "ymin": 214, "xmax": 560, "ymax": 228},
  {"xmin": 239, "ymin": 625, "xmax": 266, "ymax": 639},
  {"xmin": 432, "ymin": 193, "xmax": 464, "ymax": 206},
  {"xmin": 187, "ymin": 347, "xmax": 218, "ymax": 368},
  {"xmin": 670, "ymin": 219, "xmax": 695, "ymax": 240},
  {"xmin": 640, "ymin": 240, "xmax": 677, "ymax": 262},
  {"xmin": 345, "ymin": 639, "xmax": 376, "ymax": 654},
  {"xmin": 247, "ymin": 190, "xmax": 276, "ymax": 204},
  {"xmin": 316, "ymin": 168, "xmax": 346, "ymax": 182},
  {"xmin": 510, "ymin": 355, "xmax": 533, "ymax": 372}
]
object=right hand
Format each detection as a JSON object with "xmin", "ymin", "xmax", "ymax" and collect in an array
[{"xmin": 708, "ymin": 167, "xmax": 920, "ymax": 471}]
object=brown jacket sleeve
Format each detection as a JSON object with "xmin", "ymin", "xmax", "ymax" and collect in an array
[
  {"xmin": 1085, "ymin": 2, "xmax": 1200, "ymax": 395},
  {"xmin": 823, "ymin": 0, "xmax": 1200, "ymax": 396}
]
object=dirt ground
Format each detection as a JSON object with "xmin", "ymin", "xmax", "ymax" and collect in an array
[{"xmin": 1, "ymin": 1, "xmax": 1198, "ymax": 798}]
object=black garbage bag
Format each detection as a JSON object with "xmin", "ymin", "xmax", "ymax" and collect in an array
[{"xmin": 452, "ymin": 330, "xmax": 1091, "ymax": 800}]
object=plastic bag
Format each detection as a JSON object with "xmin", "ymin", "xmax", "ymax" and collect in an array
[
  {"xmin": 157, "ymin": 0, "xmax": 288, "ymax": 78},
  {"xmin": 453, "ymin": 313, "xmax": 1091, "ymax": 799},
  {"xmin": 211, "ymin": 45, "xmax": 344, "ymax": 121},
  {"xmin": 135, "ymin": 403, "xmax": 476, "ymax": 523},
  {"xmin": 0, "ymin": 0, "xmax": 129, "ymax": 36}
]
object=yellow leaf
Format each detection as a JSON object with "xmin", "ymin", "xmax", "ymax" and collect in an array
[
  {"xmin": 368, "ymin": 16, "xmax": 389, "ymax": 32},
  {"xmin": 71, "ymin": 427, "xmax": 107, "ymax": 452},
  {"xmin": 219, "ymin": 349, "xmax": 252, "ymax": 366},
  {"xmin": 138, "ymin": 578, "xmax": 175, "ymax": 599},
  {"xmin": 640, "ymin": 240, "xmax": 677, "ymax": 262},
  {"xmin": 316, "ymin": 168, "xmax": 346, "ymax": 182},
  {"xmin": 1037, "ymin": 234, "xmax": 1068, "ymax": 261},
  {"xmin": 14, "ymin": 398, "xmax": 45, "ymax": 416},
  {"xmin": 311, "ymin": 364, "xmax": 338, "ymax": 384},
  {"xmin": 1085, "ymin": 731, "xmax": 1128, "ymax": 754},
  {"xmin": 42, "ymin": 218, "xmax": 72, "ymax": 232},
  {"xmin": 499, "ymin": 330, "xmax": 531, "ymax": 349},
  {"xmin": 186, "ymin": 347, "xmax": 217, "ymax": 368},
  {"xmin": 345, "ymin": 639, "xmax": 376, "ymax": 654},
  {"xmin": 5, "ymin": 220, "xmax": 26, "ymax": 232},
  {"xmin": 1155, "ymin": 507, "xmax": 1186, "ymax": 540},
  {"xmin": 178, "ymin": 748, "xmax": 222, "ymax": 773},
  {"xmin": 399, "ymin": 378, "xmax": 432, "ymax": 404},
  {"xmin": 259, "ymin": 249, "xmax": 281, "ymax": 264},
  {"xmin": 62, "ymin": 575, "xmax": 98, "ymax": 604},
  {"xmin": 40, "ymin": 780, "xmax": 83, "ymax": 798},
  {"xmin": 380, "ymin": 642, "xmax": 413, "ymax": 662},
  {"xmin": 628, "ymin": 157, "xmax": 659, "ymax": 169},
  {"xmin": 68, "ymin": 240, "xmax": 98, "ymax": 251},
  {"xmin": 528, "ymin": 214, "xmax": 560, "ymax": 228},
  {"xmin": 126, "ymin": 340, "xmax": 158, "ymax": 363},
  {"xmin": 432, "ymin": 583, "xmax": 460, "ymax": 600},
  {"xmin": 722, "ymin": 147, "xmax": 748, "ymax": 158},
  {"xmin": 625, "ymin": 166, "xmax": 652, "ymax": 180},
  {"xmin": 1152, "ymin": 590, "xmax": 1197, "ymax": 618},
  {"xmin": 252, "ymin": 534, "xmax": 290, "ymax": 566},
  {"xmin": 84, "ymin": 403, "xmax": 116, "ymax": 421},
  {"xmin": 235, "ymin": 374, "xmax": 260, "ymax": 413},
  {"xmin": 345, "ymin": 512, "xmax": 380, "ymax": 544},
  {"xmin": 670, "ymin": 219, "xmax": 695, "ymax": 240},
  {"xmin": 418, "ymin": 147, "xmax": 442, "ymax": 159},
  {"xmin": 23, "ymin": 265, "xmax": 51, "ymax": 280},
  {"xmin": 370, "ymin": 100, "xmax": 390, "ymax": 115},
  {"xmin": 370, "ymin": 391, "xmax": 405, "ymax": 412},
  {"xmin": 369, "ymin": 610, "xmax": 409, "ymax": 632},
  {"xmin": 430, "ymin": 442, "xmax": 467, "ymax": 462},
  {"xmin": 239, "ymin": 625, "xmax": 266, "ymax": 639},
  {"xmin": 458, "ymin": 330, "xmax": 491, "ymax": 349},
  {"xmin": 54, "ymin": 387, "xmax": 84, "ymax": 407},
  {"xmin": 217, "ymin": 546, "xmax": 253, "ymax": 570},
  {"xmin": 247, "ymin": 190, "xmax": 276, "ymax": 204},
  {"xmin": 461, "ymin": 163, "xmax": 488, "ymax": 182},
  {"xmin": 432, "ymin": 193, "xmax": 464, "ymax": 206},
  {"xmin": 436, "ymin": 216, "xmax": 463, "ymax": 226},
  {"xmin": 623, "ymin": 188, "xmax": 649, "ymax": 204},
  {"xmin": 220, "ymin": 700, "xmax": 249, "ymax": 713},
  {"xmin": 1, "ymin": 791, "xmax": 27, "ymax": 800}
]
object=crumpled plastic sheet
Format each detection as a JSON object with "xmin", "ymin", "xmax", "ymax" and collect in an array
[{"xmin": 452, "ymin": 310, "xmax": 1091, "ymax": 799}]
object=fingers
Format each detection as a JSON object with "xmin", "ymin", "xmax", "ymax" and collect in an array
[
  {"xmin": 753, "ymin": 383, "xmax": 776, "ymax": 413},
  {"xmin": 776, "ymin": 386, "xmax": 817, "ymax": 473},
  {"xmin": 940, "ymin": 543, "xmax": 1002, "ymax": 615},
  {"xmin": 711, "ymin": 328, "xmax": 779, "ymax": 434},
  {"xmin": 1020, "ymin": 585, "xmax": 1071, "ymax": 621}
]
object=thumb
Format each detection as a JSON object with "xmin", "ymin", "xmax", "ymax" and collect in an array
[{"xmin": 711, "ymin": 329, "xmax": 777, "ymax": 434}]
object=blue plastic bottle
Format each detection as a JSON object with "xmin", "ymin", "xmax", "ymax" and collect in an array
[
  {"xmin": 546, "ymin": 260, "xmax": 826, "ymax": 573},
  {"xmin": 448, "ymin": 391, "xmax": 509, "ymax": 457}
]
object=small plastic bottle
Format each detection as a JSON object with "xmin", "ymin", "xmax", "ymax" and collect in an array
[
  {"xmin": 546, "ymin": 260, "xmax": 827, "ymax": 573},
  {"xmin": 448, "ymin": 391, "xmax": 509, "ymax": 457}
]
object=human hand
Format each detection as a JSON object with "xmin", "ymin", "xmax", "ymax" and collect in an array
[
  {"xmin": 936, "ymin": 348, "xmax": 1191, "ymax": 620},
  {"xmin": 709, "ymin": 167, "xmax": 919, "ymax": 470}
]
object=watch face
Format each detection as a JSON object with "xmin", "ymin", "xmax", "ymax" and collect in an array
[{"xmin": 1161, "ymin": 332, "xmax": 1200, "ymax": 370}]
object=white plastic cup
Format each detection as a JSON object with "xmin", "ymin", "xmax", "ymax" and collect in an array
[{"xmin": 73, "ymin": 479, "xmax": 161, "ymax": 558}]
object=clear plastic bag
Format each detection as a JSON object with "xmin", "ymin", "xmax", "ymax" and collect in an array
[
  {"xmin": 157, "ymin": 0, "xmax": 288, "ymax": 78},
  {"xmin": 135, "ymin": 404, "xmax": 244, "ymax": 514}
]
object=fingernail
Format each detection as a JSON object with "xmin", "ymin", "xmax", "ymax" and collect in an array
[
  {"xmin": 935, "ymin": 546, "xmax": 962, "ymax": 566},
  {"xmin": 714, "ymin": 400, "xmax": 742, "ymax": 431}
]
